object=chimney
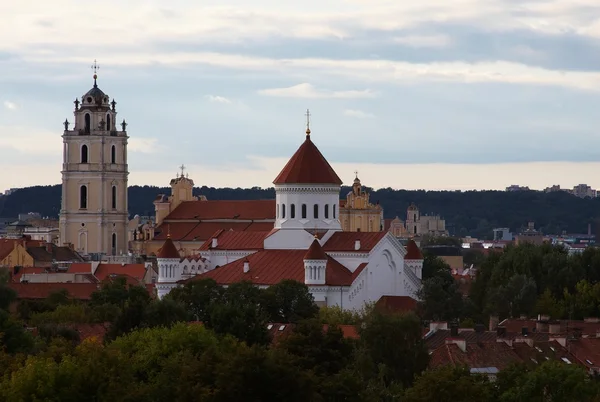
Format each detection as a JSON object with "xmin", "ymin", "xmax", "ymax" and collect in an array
[
  {"xmin": 243, "ymin": 258, "xmax": 250, "ymax": 274},
  {"xmin": 475, "ymin": 324, "xmax": 485, "ymax": 333},
  {"xmin": 445, "ymin": 338, "xmax": 466, "ymax": 353},
  {"xmin": 354, "ymin": 240, "xmax": 361, "ymax": 251},
  {"xmin": 549, "ymin": 322, "xmax": 561, "ymax": 334},
  {"xmin": 450, "ymin": 324, "xmax": 459, "ymax": 337},
  {"xmin": 489, "ymin": 315, "xmax": 499, "ymax": 331},
  {"xmin": 429, "ymin": 321, "xmax": 448, "ymax": 332},
  {"xmin": 211, "ymin": 238, "xmax": 218, "ymax": 248}
]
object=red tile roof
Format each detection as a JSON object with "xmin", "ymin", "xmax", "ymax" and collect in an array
[
  {"xmin": 429, "ymin": 341, "xmax": 521, "ymax": 370},
  {"xmin": 195, "ymin": 250, "xmax": 354, "ymax": 286},
  {"xmin": 198, "ymin": 230, "xmax": 270, "ymax": 251},
  {"xmin": 273, "ymin": 135, "xmax": 342, "ymax": 185},
  {"xmin": 374, "ymin": 295, "xmax": 418, "ymax": 313},
  {"xmin": 9, "ymin": 282, "xmax": 100, "ymax": 300},
  {"xmin": 67, "ymin": 263, "xmax": 93, "ymax": 274},
  {"xmin": 166, "ymin": 199, "xmax": 275, "ymax": 220},
  {"xmin": 323, "ymin": 324, "xmax": 360, "ymax": 339},
  {"xmin": 0, "ymin": 238, "xmax": 44, "ymax": 261},
  {"xmin": 154, "ymin": 221, "xmax": 275, "ymax": 242},
  {"xmin": 405, "ymin": 239, "xmax": 424, "ymax": 259},
  {"xmin": 568, "ymin": 338, "xmax": 600, "ymax": 369},
  {"xmin": 25, "ymin": 244, "xmax": 83, "ymax": 263},
  {"xmin": 157, "ymin": 238, "xmax": 180, "ymax": 259},
  {"xmin": 304, "ymin": 239, "xmax": 327, "ymax": 260},
  {"xmin": 323, "ymin": 231, "xmax": 387, "ymax": 252},
  {"xmin": 499, "ymin": 318, "xmax": 600, "ymax": 337},
  {"xmin": 93, "ymin": 263, "xmax": 147, "ymax": 283}
]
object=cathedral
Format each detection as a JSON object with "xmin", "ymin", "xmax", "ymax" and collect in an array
[
  {"xmin": 59, "ymin": 68, "xmax": 129, "ymax": 256},
  {"xmin": 155, "ymin": 124, "xmax": 423, "ymax": 309}
]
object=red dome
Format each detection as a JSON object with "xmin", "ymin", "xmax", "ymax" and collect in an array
[
  {"xmin": 304, "ymin": 238, "xmax": 327, "ymax": 260},
  {"xmin": 273, "ymin": 135, "xmax": 342, "ymax": 185},
  {"xmin": 157, "ymin": 237, "xmax": 180, "ymax": 259},
  {"xmin": 405, "ymin": 239, "xmax": 424, "ymax": 260}
]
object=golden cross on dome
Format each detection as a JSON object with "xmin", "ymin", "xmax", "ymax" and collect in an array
[
  {"xmin": 305, "ymin": 109, "xmax": 311, "ymax": 135},
  {"xmin": 179, "ymin": 164, "xmax": 186, "ymax": 177}
]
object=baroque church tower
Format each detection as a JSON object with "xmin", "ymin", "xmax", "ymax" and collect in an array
[{"xmin": 59, "ymin": 65, "xmax": 129, "ymax": 256}]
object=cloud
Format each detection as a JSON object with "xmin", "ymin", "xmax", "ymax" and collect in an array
[
  {"xmin": 344, "ymin": 109, "xmax": 375, "ymax": 119},
  {"xmin": 258, "ymin": 83, "xmax": 378, "ymax": 99},
  {"xmin": 128, "ymin": 138, "xmax": 158, "ymax": 154},
  {"xmin": 205, "ymin": 95, "xmax": 232, "ymax": 104},
  {"xmin": 393, "ymin": 34, "xmax": 453, "ymax": 48},
  {"xmin": 0, "ymin": 126, "xmax": 59, "ymax": 155},
  {"xmin": 3, "ymin": 101, "xmax": 17, "ymax": 110}
]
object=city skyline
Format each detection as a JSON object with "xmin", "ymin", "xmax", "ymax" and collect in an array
[{"xmin": 2, "ymin": 0, "xmax": 600, "ymax": 192}]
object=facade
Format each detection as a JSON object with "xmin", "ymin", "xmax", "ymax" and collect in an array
[
  {"xmin": 339, "ymin": 175, "xmax": 383, "ymax": 232},
  {"xmin": 405, "ymin": 203, "xmax": 448, "ymax": 237},
  {"xmin": 156, "ymin": 125, "xmax": 423, "ymax": 309},
  {"xmin": 59, "ymin": 72, "xmax": 129, "ymax": 256}
]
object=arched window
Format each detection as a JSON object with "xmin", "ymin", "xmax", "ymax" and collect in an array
[
  {"xmin": 111, "ymin": 233, "xmax": 117, "ymax": 255},
  {"xmin": 282, "ymin": 204, "xmax": 286, "ymax": 219},
  {"xmin": 81, "ymin": 145, "xmax": 88, "ymax": 163},
  {"xmin": 106, "ymin": 114, "xmax": 111, "ymax": 131},
  {"xmin": 302, "ymin": 204, "xmax": 307, "ymax": 219},
  {"xmin": 111, "ymin": 185, "xmax": 117, "ymax": 209},
  {"xmin": 84, "ymin": 113, "xmax": 91, "ymax": 134},
  {"xmin": 324, "ymin": 204, "xmax": 329, "ymax": 219},
  {"xmin": 79, "ymin": 185, "xmax": 87, "ymax": 209},
  {"xmin": 291, "ymin": 204, "xmax": 296, "ymax": 219},
  {"xmin": 111, "ymin": 145, "xmax": 116, "ymax": 164},
  {"xmin": 314, "ymin": 204, "xmax": 319, "ymax": 219},
  {"xmin": 333, "ymin": 204, "xmax": 336, "ymax": 219}
]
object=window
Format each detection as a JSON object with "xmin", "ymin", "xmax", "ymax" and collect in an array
[
  {"xmin": 282, "ymin": 204, "xmax": 286, "ymax": 219},
  {"xmin": 80, "ymin": 185, "xmax": 88, "ymax": 209},
  {"xmin": 84, "ymin": 113, "xmax": 91, "ymax": 134},
  {"xmin": 313, "ymin": 204, "xmax": 319, "ymax": 219},
  {"xmin": 333, "ymin": 204, "xmax": 336, "ymax": 219},
  {"xmin": 324, "ymin": 204, "xmax": 329, "ymax": 219},
  {"xmin": 111, "ymin": 233, "xmax": 117, "ymax": 255},
  {"xmin": 106, "ymin": 114, "xmax": 111, "ymax": 131},
  {"xmin": 302, "ymin": 204, "xmax": 307, "ymax": 219},
  {"xmin": 111, "ymin": 145, "xmax": 116, "ymax": 164},
  {"xmin": 111, "ymin": 186, "xmax": 117, "ymax": 209},
  {"xmin": 291, "ymin": 204, "xmax": 296, "ymax": 219},
  {"xmin": 81, "ymin": 145, "xmax": 88, "ymax": 163}
]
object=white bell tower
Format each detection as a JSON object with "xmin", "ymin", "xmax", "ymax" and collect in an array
[{"xmin": 59, "ymin": 61, "xmax": 129, "ymax": 257}]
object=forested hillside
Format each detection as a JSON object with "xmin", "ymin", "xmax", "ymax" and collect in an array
[{"xmin": 2, "ymin": 185, "xmax": 599, "ymax": 239}]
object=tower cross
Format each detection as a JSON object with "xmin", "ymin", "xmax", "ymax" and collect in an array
[
  {"xmin": 91, "ymin": 59, "xmax": 100, "ymax": 74},
  {"xmin": 179, "ymin": 164, "xmax": 186, "ymax": 177},
  {"xmin": 354, "ymin": 170, "xmax": 359, "ymax": 179},
  {"xmin": 305, "ymin": 109, "xmax": 311, "ymax": 130}
]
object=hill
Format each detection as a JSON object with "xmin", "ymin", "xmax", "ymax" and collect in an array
[{"xmin": 1, "ymin": 185, "xmax": 599, "ymax": 239}]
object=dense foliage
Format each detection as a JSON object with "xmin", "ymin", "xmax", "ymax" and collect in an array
[
  {"xmin": 2, "ymin": 269, "xmax": 600, "ymax": 400},
  {"xmin": 3, "ymin": 185, "xmax": 600, "ymax": 238}
]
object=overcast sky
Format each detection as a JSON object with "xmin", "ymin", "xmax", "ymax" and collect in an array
[{"xmin": 2, "ymin": 0, "xmax": 600, "ymax": 193}]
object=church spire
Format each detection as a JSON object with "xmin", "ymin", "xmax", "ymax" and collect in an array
[
  {"xmin": 91, "ymin": 59, "xmax": 99, "ymax": 88},
  {"xmin": 305, "ymin": 109, "xmax": 311, "ymax": 136}
]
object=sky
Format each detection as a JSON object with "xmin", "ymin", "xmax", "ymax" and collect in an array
[{"xmin": 1, "ymin": 0, "xmax": 600, "ymax": 192}]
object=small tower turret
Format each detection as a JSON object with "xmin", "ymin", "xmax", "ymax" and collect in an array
[
  {"xmin": 156, "ymin": 235, "xmax": 182, "ymax": 299},
  {"xmin": 404, "ymin": 239, "xmax": 424, "ymax": 279},
  {"xmin": 304, "ymin": 237, "xmax": 327, "ymax": 285}
]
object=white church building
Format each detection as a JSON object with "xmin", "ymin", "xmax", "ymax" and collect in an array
[{"xmin": 156, "ymin": 125, "xmax": 423, "ymax": 310}]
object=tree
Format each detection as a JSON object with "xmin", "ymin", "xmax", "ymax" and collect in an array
[
  {"xmin": 142, "ymin": 298, "xmax": 189, "ymax": 328},
  {"xmin": 358, "ymin": 311, "xmax": 429, "ymax": 387},
  {"xmin": 0, "ymin": 309, "xmax": 33, "ymax": 354},
  {"xmin": 0, "ymin": 284, "xmax": 16, "ymax": 311},
  {"xmin": 167, "ymin": 278, "xmax": 223, "ymax": 322},
  {"xmin": 417, "ymin": 272, "xmax": 464, "ymax": 322},
  {"xmin": 261, "ymin": 280, "xmax": 318, "ymax": 323},
  {"xmin": 404, "ymin": 366, "xmax": 493, "ymax": 402},
  {"xmin": 422, "ymin": 254, "xmax": 452, "ymax": 281}
]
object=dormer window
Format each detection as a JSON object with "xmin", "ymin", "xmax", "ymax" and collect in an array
[{"xmin": 86, "ymin": 97, "xmax": 92, "ymax": 103}]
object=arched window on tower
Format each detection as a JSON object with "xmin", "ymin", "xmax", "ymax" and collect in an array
[
  {"xmin": 324, "ymin": 204, "xmax": 329, "ymax": 219},
  {"xmin": 282, "ymin": 204, "xmax": 286, "ymax": 219},
  {"xmin": 81, "ymin": 145, "xmax": 88, "ymax": 163},
  {"xmin": 291, "ymin": 204, "xmax": 296, "ymax": 219},
  {"xmin": 333, "ymin": 204, "xmax": 337, "ymax": 219},
  {"xmin": 111, "ymin": 185, "xmax": 117, "ymax": 209},
  {"xmin": 84, "ymin": 114, "xmax": 91, "ymax": 134},
  {"xmin": 80, "ymin": 185, "xmax": 88, "ymax": 209},
  {"xmin": 314, "ymin": 204, "xmax": 319, "ymax": 219},
  {"xmin": 106, "ymin": 114, "xmax": 111, "ymax": 131},
  {"xmin": 111, "ymin": 145, "xmax": 116, "ymax": 164},
  {"xmin": 302, "ymin": 204, "xmax": 307, "ymax": 219},
  {"xmin": 112, "ymin": 233, "xmax": 117, "ymax": 255}
]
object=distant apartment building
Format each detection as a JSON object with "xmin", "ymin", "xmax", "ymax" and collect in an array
[
  {"xmin": 505, "ymin": 185, "xmax": 530, "ymax": 192},
  {"xmin": 544, "ymin": 184, "xmax": 598, "ymax": 198},
  {"xmin": 515, "ymin": 222, "xmax": 544, "ymax": 246},
  {"xmin": 492, "ymin": 228, "xmax": 512, "ymax": 241}
]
